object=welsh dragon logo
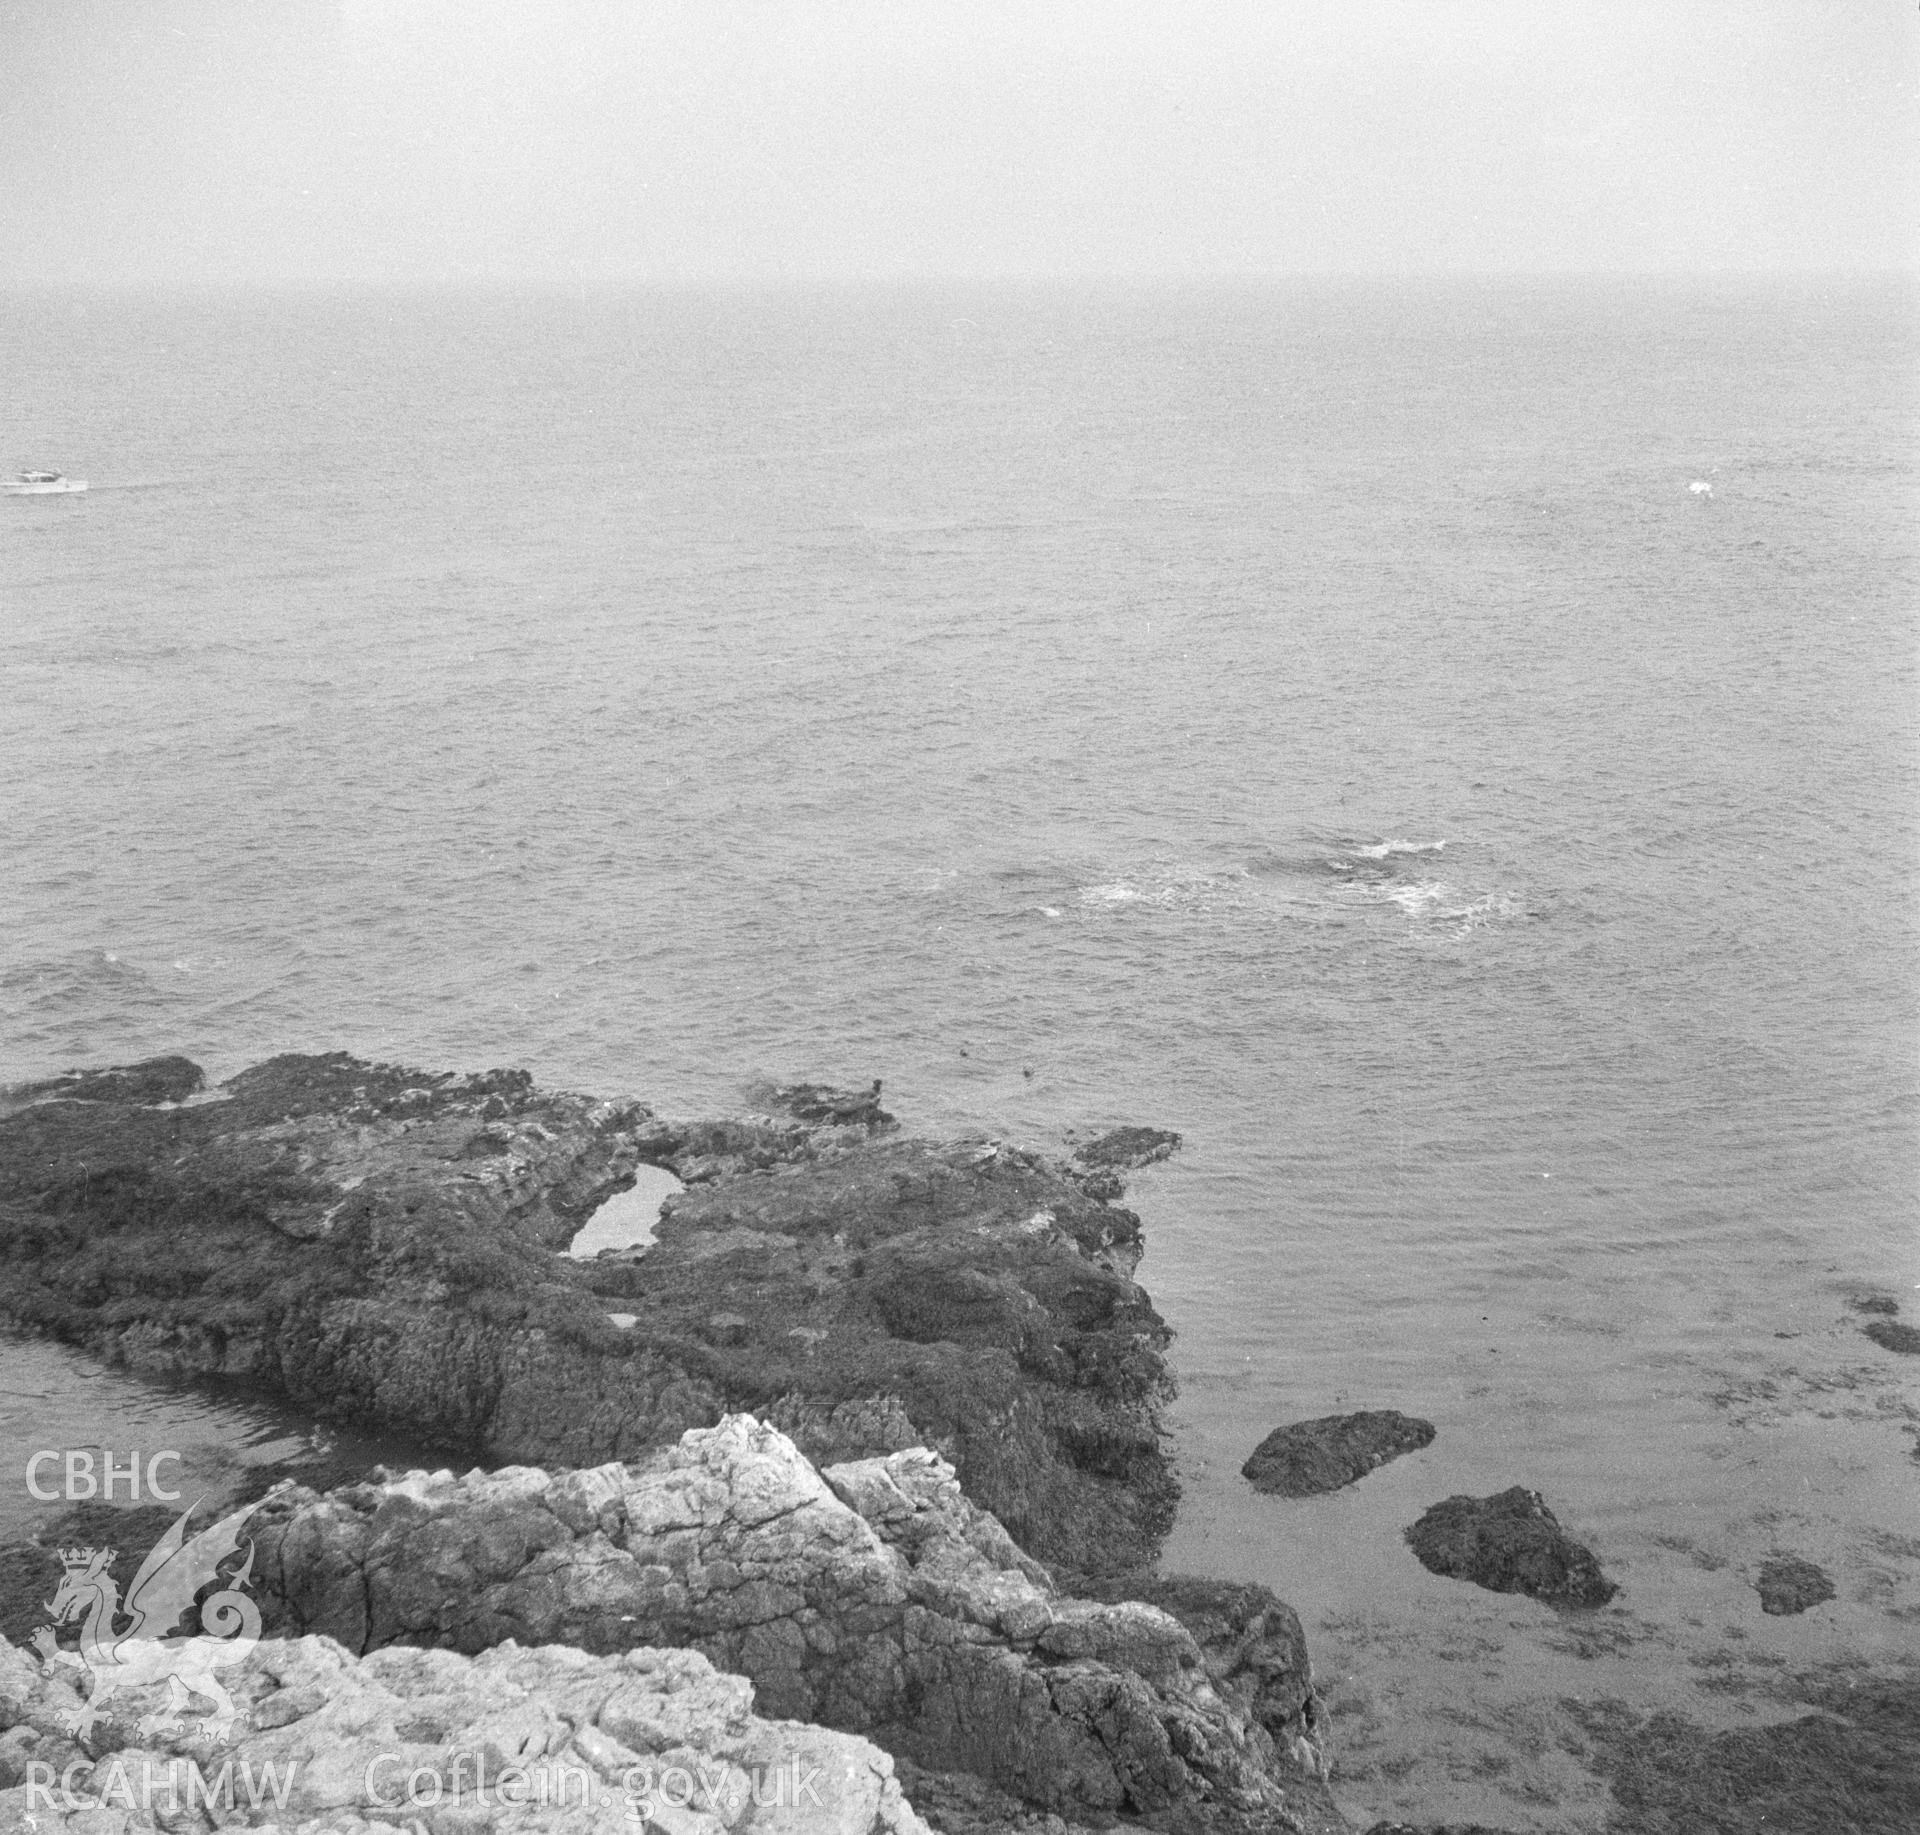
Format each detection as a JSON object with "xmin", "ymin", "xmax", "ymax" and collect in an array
[{"xmin": 33, "ymin": 1498, "xmax": 262, "ymax": 1743}]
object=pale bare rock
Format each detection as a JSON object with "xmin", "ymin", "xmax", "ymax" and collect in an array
[
  {"xmin": 244, "ymin": 1418, "xmax": 1337, "ymax": 1832},
  {"xmin": 0, "ymin": 1629, "xmax": 927, "ymax": 1834}
]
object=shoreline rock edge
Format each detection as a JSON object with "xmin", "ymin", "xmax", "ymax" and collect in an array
[{"xmin": 0, "ymin": 1053, "xmax": 1347, "ymax": 1833}]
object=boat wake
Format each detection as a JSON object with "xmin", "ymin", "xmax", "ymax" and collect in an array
[{"xmin": 4, "ymin": 470, "xmax": 87, "ymax": 496}]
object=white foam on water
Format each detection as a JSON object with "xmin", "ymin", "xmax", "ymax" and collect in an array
[
  {"xmin": 1367, "ymin": 876, "xmax": 1524, "ymax": 938},
  {"xmin": 1386, "ymin": 879, "xmax": 1451, "ymax": 913},
  {"xmin": 1075, "ymin": 863, "xmax": 1248, "ymax": 911},
  {"xmin": 1354, "ymin": 837, "xmax": 1448, "ymax": 859},
  {"xmin": 1439, "ymin": 889, "xmax": 1524, "ymax": 934}
]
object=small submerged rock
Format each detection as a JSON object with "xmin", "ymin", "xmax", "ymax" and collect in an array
[
  {"xmin": 1073, "ymin": 1125, "xmax": 1182, "ymax": 1171},
  {"xmin": 1863, "ymin": 1317, "xmax": 1920, "ymax": 1355},
  {"xmin": 762, "ymin": 1077, "xmax": 894, "ymax": 1128},
  {"xmin": 1367, "ymin": 1824, "xmax": 1522, "ymax": 1834},
  {"xmin": 1755, "ymin": 1554, "xmax": 1836, "ymax": 1616},
  {"xmin": 1242, "ymin": 1410, "xmax": 1436, "ymax": 1496},
  {"xmin": 1405, "ymin": 1486, "xmax": 1616, "ymax": 1609},
  {"xmin": 0, "ymin": 1502, "xmax": 183, "ymax": 1647},
  {"xmin": 1568, "ymin": 1680, "xmax": 1920, "ymax": 1835},
  {"xmin": 1849, "ymin": 1294, "xmax": 1900, "ymax": 1316}
]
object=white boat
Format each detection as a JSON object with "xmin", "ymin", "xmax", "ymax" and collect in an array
[{"xmin": 5, "ymin": 471, "xmax": 87, "ymax": 495}]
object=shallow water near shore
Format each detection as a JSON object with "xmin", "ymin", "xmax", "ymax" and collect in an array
[
  {"xmin": 0, "ymin": 1328, "xmax": 438, "ymax": 1545},
  {"xmin": 3, "ymin": 278, "xmax": 1915, "ymax": 1827}
]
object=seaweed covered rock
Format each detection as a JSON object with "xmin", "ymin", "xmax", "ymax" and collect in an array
[
  {"xmin": 1863, "ymin": 1318, "xmax": 1920, "ymax": 1355},
  {"xmin": 1569, "ymin": 1679, "xmax": 1920, "ymax": 1835},
  {"xmin": 1365, "ymin": 1824, "xmax": 1520, "ymax": 1834},
  {"xmin": 1242, "ymin": 1411, "xmax": 1435, "ymax": 1497},
  {"xmin": 759, "ymin": 1079, "xmax": 894, "ymax": 1129},
  {"xmin": 1, "ymin": 1055, "xmax": 203, "ymax": 1110},
  {"xmin": 1073, "ymin": 1128, "xmax": 1183, "ymax": 1172},
  {"xmin": 1404, "ymin": 1487, "xmax": 1616, "ymax": 1610},
  {"xmin": 0, "ymin": 1052, "xmax": 1174, "ymax": 1574},
  {"xmin": 1754, "ymin": 1555, "xmax": 1835, "ymax": 1616},
  {"xmin": 1065, "ymin": 1127, "xmax": 1182, "ymax": 1203},
  {"xmin": 581, "ymin": 1130, "xmax": 1175, "ymax": 1572}
]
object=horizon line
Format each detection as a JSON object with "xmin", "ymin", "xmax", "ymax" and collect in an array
[{"xmin": 2, "ymin": 266, "xmax": 1913, "ymax": 294}]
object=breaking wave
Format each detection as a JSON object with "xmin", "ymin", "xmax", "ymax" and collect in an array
[
  {"xmin": 1075, "ymin": 862, "xmax": 1243, "ymax": 910},
  {"xmin": 1237, "ymin": 834, "xmax": 1528, "ymax": 937},
  {"xmin": 1248, "ymin": 835, "xmax": 1451, "ymax": 885},
  {"xmin": 1352, "ymin": 838, "xmax": 1448, "ymax": 860},
  {"xmin": 1378, "ymin": 879, "xmax": 1526, "ymax": 935}
]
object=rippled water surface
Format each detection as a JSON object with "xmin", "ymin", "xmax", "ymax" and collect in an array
[
  {"xmin": 0, "ymin": 1329, "xmax": 433, "ymax": 1545},
  {"xmin": 3, "ymin": 280, "xmax": 1915, "ymax": 1827}
]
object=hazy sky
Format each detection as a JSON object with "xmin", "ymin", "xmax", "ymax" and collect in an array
[{"xmin": 3, "ymin": 0, "xmax": 1913, "ymax": 284}]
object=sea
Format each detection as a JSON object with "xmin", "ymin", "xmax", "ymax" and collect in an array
[{"xmin": 3, "ymin": 277, "xmax": 1915, "ymax": 1829}]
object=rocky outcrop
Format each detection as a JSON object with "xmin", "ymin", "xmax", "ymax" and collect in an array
[
  {"xmin": 0, "ymin": 1057, "xmax": 1348, "ymax": 1829},
  {"xmin": 1754, "ymin": 1555, "xmax": 1835, "ymax": 1616},
  {"xmin": 1, "ymin": 1055, "xmax": 204, "ymax": 1111},
  {"xmin": 1074, "ymin": 1129, "xmax": 1182, "ymax": 1172},
  {"xmin": 0, "ymin": 1627, "xmax": 927, "ymax": 1834},
  {"xmin": 1403, "ymin": 1489, "xmax": 1615, "ymax": 1610},
  {"xmin": 1076, "ymin": 1577, "xmax": 1319, "ymax": 1775},
  {"xmin": 1241, "ymin": 1414, "xmax": 1435, "ymax": 1498},
  {"xmin": 240, "ymin": 1416, "xmax": 1338, "ymax": 1833},
  {"xmin": 1069, "ymin": 1129, "xmax": 1182, "ymax": 1202},
  {"xmin": 0, "ymin": 1053, "xmax": 1175, "ymax": 1574},
  {"xmin": 758, "ymin": 1081, "xmax": 894, "ymax": 1129}
]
